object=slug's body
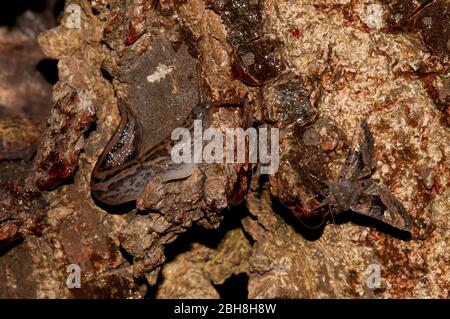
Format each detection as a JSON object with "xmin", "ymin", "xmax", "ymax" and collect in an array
[{"xmin": 91, "ymin": 94, "xmax": 208, "ymax": 206}]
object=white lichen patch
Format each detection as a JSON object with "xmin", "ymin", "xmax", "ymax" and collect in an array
[
  {"xmin": 357, "ymin": 3, "xmax": 386, "ymax": 30},
  {"xmin": 146, "ymin": 64, "xmax": 174, "ymax": 83},
  {"xmin": 79, "ymin": 91, "xmax": 95, "ymax": 115}
]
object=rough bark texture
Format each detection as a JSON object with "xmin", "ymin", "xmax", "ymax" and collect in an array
[{"xmin": 0, "ymin": 0, "xmax": 449, "ymax": 298}]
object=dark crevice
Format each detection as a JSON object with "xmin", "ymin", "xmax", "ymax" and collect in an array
[
  {"xmin": 0, "ymin": 0, "xmax": 63, "ymax": 27},
  {"xmin": 272, "ymin": 198, "xmax": 325, "ymax": 241},
  {"xmin": 101, "ymin": 68, "xmax": 114, "ymax": 83},
  {"xmin": 213, "ymin": 273, "xmax": 249, "ymax": 299},
  {"xmin": 0, "ymin": 237, "xmax": 24, "ymax": 258},
  {"xmin": 0, "ymin": 0, "xmax": 47, "ymax": 26},
  {"xmin": 240, "ymin": 223, "xmax": 256, "ymax": 246},
  {"xmin": 36, "ymin": 59, "xmax": 58, "ymax": 84},
  {"xmin": 135, "ymin": 276, "xmax": 152, "ymax": 299},
  {"xmin": 92, "ymin": 197, "xmax": 136, "ymax": 215},
  {"xmin": 118, "ymin": 245, "xmax": 134, "ymax": 265},
  {"xmin": 53, "ymin": 0, "xmax": 65, "ymax": 19},
  {"xmin": 83, "ymin": 122, "xmax": 97, "ymax": 139},
  {"xmin": 143, "ymin": 204, "xmax": 252, "ymax": 298},
  {"xmin": 164, "ymin": 203, "xmax": 250, "ymax": 264},
  {"xmin": 144, "ymin": 272, "xmax": 163, "ymax": 299}
]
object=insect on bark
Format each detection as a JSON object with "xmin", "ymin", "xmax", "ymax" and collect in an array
[{"xmin": 314, "ymin": 119, "xmax": 413, "ymax": 233}]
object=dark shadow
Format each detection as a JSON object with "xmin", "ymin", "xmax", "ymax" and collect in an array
[
  {"xmin": 274, "ymin": 199, "xmax": 411, "ymax": 241},
  {"xmin": 101, "ymin": 68, "xmax": 114, "ymax": 83},
  {"xmin": 118, "ymin": 245, "xmax": 134, "ymax": 265},
  {"xmin": 164, "ymin": 203, "xmax": 249, "ymax": 263},
  {"xmin": 0, "ymin": 0, "xmax": 48, "ymax": 27},
  {"xmin": 91, "ymin": 196, "xmax": 137, "ymax": 215},
  {"xmin": 214, "ymin": 273, "xmax": 249, "ymax": 300},
  {"xmin": 83, "ymin": 122, "xmax": 97, "ymax": 139},
  {"xmin": 44, "ymin": 173, "xmax": 76, "ymax": 192},
  {"xmin": 141, "ymin": 204, "xmax": 251, "ymax": 298},
  {"xmin": 0, "ymin": 237, "xmax": 24, "ymax": 258},
  {"xmin": 144, "ymin": 272, "xmax": 163, "ymax": 299},
  {"xmin": 92, "ymin": 7, "xmax": 100, "ymax": 16},
  {"xmin": 53, "ymin": 0, "xmax": 65, "ymax": 19},
  {"xmin": 272, "ymin": 198, "xmax": 325, "ymax": 241},
  {"xmin": 343, "ymin": 211, "xmax": 412, "ymax": 241},
  {"xmin": 36, "ymin": 58, "xmax": 58, "ymax": 84}
]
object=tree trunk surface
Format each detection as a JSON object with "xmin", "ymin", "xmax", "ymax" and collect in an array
[{"xmin": 0, "ymin": 0, "xmax": 449, "ymax": 298}]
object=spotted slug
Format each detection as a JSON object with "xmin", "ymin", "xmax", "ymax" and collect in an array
[
  {"xmin": 91, "ymin": 95, "xmax": 207, "ymax": 205},
  {"xmin": 91, "ymin": 34, "xmax": 205, "ymax": 205}
]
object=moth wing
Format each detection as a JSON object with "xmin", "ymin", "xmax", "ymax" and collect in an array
[
  {"xmin": 376, "ymin": 184, "xmax": 412, "ymax": 232},
  {"xmin": 350, "ymin": 182, "xmax": 412, "ymax": 233},
  {"xmin": 338, "ymin": 118, "xmax": 376, "ymax": 181}
]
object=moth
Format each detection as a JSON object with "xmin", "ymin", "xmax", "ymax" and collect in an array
[{"xmin": 315, "ymin": 119, "xmax": 412, "ymax": 233}]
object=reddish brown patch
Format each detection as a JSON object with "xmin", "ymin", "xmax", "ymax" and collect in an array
[
  {"xmin": 228, "ymin": 163, "xmax": 251, "ymax": 206},
  {"xmin": 439, "ymin": 106, "xmax": 450, "ymax": 127},
  {"xmin": 359, "ymin": 25, "xmax": 370, "ymax": 34},
  {"xmin": 420, "ymin": 137, "xmax": 428, "ymax": 150},
  {"xmin": 422, "ymin": 73, "xmax": 440, "ymax": 101},
  {"xmin": 0, "ymin": 223, "xmax": 19, "ymax": 242},
  {"xmin": 291, "ymin": 28, "xmax": 301, "ymax": 38},
  {"xmin": 124, "ymin": 27, "xmax": 145, "ymax": 46},
  {"xmin": 36, "ymin": 154, "xmax": 77, "ymax": 190},
  {"xmin": 35, "ymin": 91, "xmax": 96, "ymax": 191}
]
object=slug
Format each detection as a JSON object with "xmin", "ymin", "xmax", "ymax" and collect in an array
[{"xmin": 91, "ymin": 89, "xmax": 208, "ymax": 205}]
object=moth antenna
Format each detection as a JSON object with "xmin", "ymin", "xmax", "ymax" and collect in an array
[
  {"xmin": 306, "ymin": 172, "xmax": 329, "ymax": 190},
  {"xmin": 297, "ymin": 201, "xmax": 328, "ymax": 229},
  {"xmin": 296, "ymin": 215, "xmax": 326, "ymax": 230},
  {"xmin": 328, "ymin": 204, "xmax": 336, "ymax": 225},
  {"xmin": 303, "ymin": 193, "xmax": 322, "ymax": 206}
]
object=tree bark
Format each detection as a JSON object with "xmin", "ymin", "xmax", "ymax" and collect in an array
[{"xmin": 0, "ymin": 0, "xmax": 449, "ymax": 298}]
